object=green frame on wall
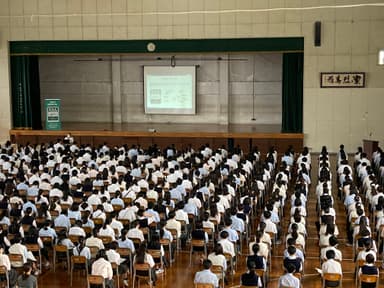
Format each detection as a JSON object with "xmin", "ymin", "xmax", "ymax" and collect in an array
[{"xmin": 10, "ymin": 37, "xmax": 303, "ymax": 55}]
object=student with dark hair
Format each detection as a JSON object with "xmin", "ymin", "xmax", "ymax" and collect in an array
[
  {"xmin": 320, "ymin": 236, "xmax": 342, "ymax": 262},
  {"xmin": 91, "ymin": 249, "xmax": 114, "ymax": 288},
  {"xmin": 321, "ymin": 250, "xmax": 342, "ymax": 287},
  {"xmin": 134, "ymin": 243, "xmax": 156, "ymax": 286},
  {"xmin": 194, "ymin": 259, "xmax": 218, "ymax": 288},
  {"xmin": 283, "ymin": 246, "xmax": 302, "ymax": 273},
  {"xmin": 240, "ymin": 261, "xmax": 262, "ymax": 287},
  {"xmin": 17, "ymin": 263, "xmax": 37, "ymax": 288},
  {"xmin": 247, "ymin": 243, "xmax": 266, "ymax": 271},
  {"xmin": 278, "ymin": 263, "xmax": 300, "ymax": 288},
  {"xmin": 106, "ymin": 241, "xmax": 129, "ymax": 287},
  {"xmin": 358, "ymin": 254, "xmax": 379, "ymax": 288}
]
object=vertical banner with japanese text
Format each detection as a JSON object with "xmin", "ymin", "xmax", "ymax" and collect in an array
[{"xmin": 45, "ymin": 99, "xmax": 61, "ymax": 130}]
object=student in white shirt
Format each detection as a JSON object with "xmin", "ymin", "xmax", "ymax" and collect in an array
[
  {"xmin": 106, "ymin": 241, "xmax": 129, "ymax": 287},
  {"xmin": 134, "ymin": 243, "xmax": 156, "ymax": 286},
  {"xmin": 92, "ymin": 249, "xmax": 114, "ymax": 288}
]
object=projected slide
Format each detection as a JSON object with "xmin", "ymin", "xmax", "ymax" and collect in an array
[{"xmin": 144, "ymin": 66, "xmax": 196, "ymax": 114}]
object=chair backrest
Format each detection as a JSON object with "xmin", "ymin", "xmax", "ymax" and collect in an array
[
  {"xmin": 203, "ymin": 227, "xmax": 213, "ymax": 237},
  {"xmin": 360, "ymin": 274, "xmax": 378, "ymax": 284},
  {"xmin": 9, "ymin": 254, "xmax": 23, "ymax": 267},
  {"xmin": 26, "ymin": 243, "xmax": 40, "ymax": 252},
  {"xmin": 112, "ymin": 204, "xmax": 122, "ymax": 212},
  {"xmin": 88, "ymin": 275, "xmax": 105, "ymax": 286},
  {"xmin": 72, "ymin": 255, "xmax": 87, "ymax": 265},
  {"xmin": 134, "ymin": 262, "xmax": 151, "ymax": 276},
  {"xmin": 54, "ymin": 226, "xmax": 67, "ymax": 233},
  {"xmin": 98, "ymin": 235, "xmax": 112, "ymax": 244},
  {"xmin": 191, "ymin": 239, "xmax": 205, "ymax": 247},
  {"xmin": 116, "ymin": 247, "xmax": 132, "ymax": 257},
  {"xmin": 93, "ymin": 218, "xmax": 104, "ymax": 225},
  {"xmin": 323, "ymin": 273, "xmax": 341, "ymax": 281},
  {"xmin": 159, "ymin": 238, "xmax": 170, "ymax": 246},
  {"xmin": 223, "ymin": 252, "xmax": 232, "ymax": 262},
  {"xmin": 69, "ymin": 235, "xmax": 80, "ymax": 244},
  {"xmin": 89, "ymin": 246, "xmax": 99, "ymax": 258},
  {"xmin": 0, "ymin": 265, "xmax": 7, "ymax": 275},
  {"xmin": 168, "ymin": 229, "xmax": 178, "ymax": 238},
  {"xmin": 55, "ymin": 244, "xmax": 69, "ymax": 253},
  {"xmin": 40, "ymin": 236, "xmax": 53, "ymax": 245},
  {"xmin": 195, "ymin": 283, "xmax": 215, "ymax": 288},
  {"xmin": 211, "ymin": 265, "xmax": 224, "ymax": 279},
  {"xmin": 255, "ymin": 269, "xmax": 265, "ymax": 278},
  {"xmin": 83, "ymin": 226, "xmax": 92, "ymax": 235}
]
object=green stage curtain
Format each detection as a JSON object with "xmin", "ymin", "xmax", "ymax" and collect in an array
[
  {"xmin": 282, "ymin": 53, "xmax": 303, "ymax": 133},
  {"xmin": 11, "ymin": 56, "xmax": 42, "ymax": 129}
]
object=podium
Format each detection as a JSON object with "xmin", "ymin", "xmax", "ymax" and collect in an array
[{"xmin": 363, "ymin": 139, "xmax": 379, "ymax": 159}]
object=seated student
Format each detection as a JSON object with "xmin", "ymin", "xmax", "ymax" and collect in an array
[
  {"xmin": 190, "ymin": 220, "xmax": 209, "ymax": 262},
  {"xmin": 194, "ymin": 259, "xmax": 219, "ymax": 288},
  {"xmin": 284, "ymin": 238, "xmax": 305, "ymax": 264},
  {"xmin": 321, "ymin": 250, "xmax": 342, "ymax": 287},
  {"xmin": 218, "ymin": 231, "xmax": 235, "ymax": 258},
  {"xmin": 283, "ymin": 246, "xmax": 302, "ymax": 273},
  {"xmin": 73, "ymin": 236, "xmax": 91, "ymax": 260},
  {"xmin": 358, "ymin": 254, "xmax": 379, "ymax": 288},
  {"xmin": 134, "ymin": 243, "xmax": 157, "ymax": 286},
  {"xmin": 241, "ymin": 261, "xmax": 262, "ymax": 287},
  {"xmin": 248, "ymin": 231, "xmax": 269, "ymax": 260},
  {"xmin": 92, "ymin": 249, "xmax": 114, "ymax": 288},
  {"xmin": 319, "ymin": 223, "xmax": 337, "ymax": 247},
  {"xmin": 356, "ymin": 238, "xmax": 377, "ymax": 262},
  {"xmin": 17, "ymin": 263, "xmax": 38, "ymax": 288},
  {"xmin": 208, "ymin": 243, "xmax": 227, "ymax": 273},
  {"xmin": 278, "ymin": 263, "xmax": 300, "ymax": 288},
  {"xmin": 246, "ymin": 243, "xmax": 266, "ymax": 271},
  {"xmin": 320, "ymin": 236, "xmax": 342, "ymax": 262},
  {"xmin": 147, "ymin": 233, "xmax": 167, "ymax": 268},
  {"xmin": 106, "ymin": 241, "xmax": 129, "ymax": 287},
  {"xmin": 202, "ymin": 211, "xmax": 215, "ymax": 233}
]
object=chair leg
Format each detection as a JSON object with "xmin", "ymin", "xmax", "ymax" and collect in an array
[
  {"xmin": 70, "ymin": 266, "xmax": 73, "ymax": 286},
  {"xmin": 189, "ymin": 248, "xmax": 192, "ymax": 266},
  {"xmin": 53, "ymin": 252, "xmax": 56, "ymax": 272}
]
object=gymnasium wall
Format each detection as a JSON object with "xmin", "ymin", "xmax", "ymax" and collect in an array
[{"xmin": 39, "ymin": 53, "xmax": 282, "ymax": 125}]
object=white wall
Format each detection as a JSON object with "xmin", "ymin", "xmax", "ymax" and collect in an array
[{"xmin": 0, "ymin": 0, "xmax": 383, "ymax": 152}]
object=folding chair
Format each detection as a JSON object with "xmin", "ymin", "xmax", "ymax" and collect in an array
[
  {"xmin": 211, "ymin": 265, "xmax": 225, "ymax": 288},
  {"xmin": 160, "ymin": 238, "xmax": 172, "ymax": 265},
  {"xmin": 148, "ymin": 249, "xmax": 165, "ymax": 280},
  {"xmin": 111, "ymin": 262, "xmax": 120, "ymax": 288},
  {"xmin": 26, "ymin": 243, "xmax": 42, "ymax": 273},
  {"xmin": 70, "ymin": 255, "xmax": 88, "ymax": 287},
  {"xmin": 116, "ymin": 247, "xmax": 133, "ymax": 275},
  {"xmin": 195, "ymin": 283, "xmax": 214, "ymax": 288},
  {"xmin": 53, "ymin": 244, "xmax": 70, "ymax": 273},
  {"xmin": 9, "ymin": 254, "xmax": 24, "ymax": 272},
  {"xmin": 168, "ymin": 228, "xmax": 180, "ymax": 252},
  {"xmin": 223, "ymin": 253, "xmax": 234, "ymax": 282},
  {"xmin": 189, "ymin": 239, "xmax": 207, "ymax": 266},
  {"xmin": 132, "ymin": 263, "xmax": 153, "ymax": 288}
]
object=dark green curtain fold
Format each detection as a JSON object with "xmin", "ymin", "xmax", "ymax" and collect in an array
[
  {"xmin": 282, "ymin": 53, "xmax": 303, "ymax": 133},
  {"xmin": 11, "ymin": 56, "xmax": 42, "ymax": 129}
]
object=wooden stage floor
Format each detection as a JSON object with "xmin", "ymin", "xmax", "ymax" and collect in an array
[{"xmin": 10, "ymin": 122, "xmax": 304, "ymax": 153}]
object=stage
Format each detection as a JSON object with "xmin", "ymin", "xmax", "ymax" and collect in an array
[{"xmin": 10, "ymin": 123, "xmax": 304, "ymax": 153}]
